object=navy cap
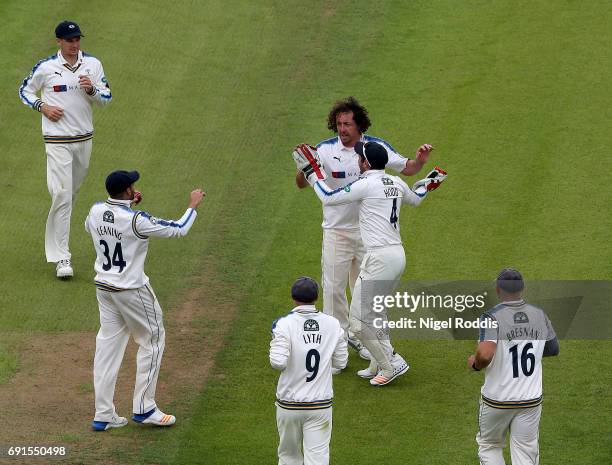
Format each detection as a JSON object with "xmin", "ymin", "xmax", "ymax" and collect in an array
[
  {"xmin": 105, "ymin": 170, "xmax": 139, "ymax": 196},
  {"xmin": 55, "ymin": 20, "xmax": 84, "ymax": 39},
  {"xmin": 291, "ymin": 277, "xmax": 319, "ymax": 303},
  {"xmin": 496, "ymin": 268, "xmax": 525, "ymax": 293},
  {"xmin": 355, "ymin": 141, "xmax": 388, "ymax": 169}
]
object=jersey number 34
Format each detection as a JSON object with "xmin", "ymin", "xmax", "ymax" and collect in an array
[{"xmin": 99, "ymin": 240, "xmax": 127, "ymax": 273}]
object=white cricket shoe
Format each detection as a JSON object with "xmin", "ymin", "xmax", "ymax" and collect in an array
[
  {"xmin": 358, "ymin": 346, "xmax": 372, "ymax": 360},
  {"xmin": 92, "ymin": 414, "xmax": 128, "ymax": 431},
  {"xmin": 348, "ymin": 337, "xmax": 372, "ymax": 360},
  {"xmin": 370, "ymin": 355, "xmax": 410, "ymax": 387},
  {"xmin": 56, "ymin": 259, "xmax": 73, "ymax": 278},
  {"xmin": 357, "ymin": 366, "xmax": 378, "ymax": 379},
  {"xmin": 391, "ymin": 353, "xmax": 410, "ymax": 372},
  {"xmin": 357, "ymin": 358, "xmax": 379, "ymax": 379},
  {"xmin": 133, "ymin": 408, "xmax": 176, "ymax": 427}
]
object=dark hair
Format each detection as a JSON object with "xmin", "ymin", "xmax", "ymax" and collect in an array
[
  {"xmin": 327, "ymin": 96, "xmax": 371, "ymax": 134},
  {"xmin": 291, "ymin": 276, "xmax": 319, "ymax": 304},
  {"xmin": 496, "ymin": 268, "xmax": 525, "ymax": 293}
]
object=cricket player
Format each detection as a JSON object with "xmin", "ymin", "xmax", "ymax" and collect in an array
[
  {"xmin": 293, "ymin": 142, "xmax": 447, "ymax": 386},
  {"xmin": 19, "ymin": 20, "xmax": 112, "ymax": 278},
  {"xmin": 468, "ymin": 268, "xmax": 560, "ymax": 465},
  {"xmin": 295, "ymin": 97, "xmax": 432, "ymax": 361},
  {"xmin": 85, "ymin": 170, "xmax": 205, "ymax": 431},
  {"xmin": 270, "ymin": 277, "xmax": 348, "ymax": 465}
]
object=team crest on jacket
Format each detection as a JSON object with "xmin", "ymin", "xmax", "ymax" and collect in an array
[
  {"xmin": 304, "ymin": 319, "xmax": 319, "ymax": 331},
  {"xmin": 382, "ymin": 177, "xmax": 394, "ymax": 185},
  {"xmin": 513, "ymin": 312, "xmax": 529, "ymax": 324},
  {"xmin": 103, "ymin": 210, "xmax": 114, "ymax": 223}
]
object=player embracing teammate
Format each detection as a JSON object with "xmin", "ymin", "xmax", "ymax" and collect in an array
[
  {"xmin": 294, "ymin": 97, "xmax": 437, "ymax": 378},
  {"xmin": 293, "ymin": 140, "xmax": 447, "ymax": 386}
]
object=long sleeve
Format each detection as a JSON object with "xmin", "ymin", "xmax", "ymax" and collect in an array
[
  {"xmin": 133, "ymin": 208, "xmax": 197, "ymax": 238},
  {"xmin": 312, "ymin": 178, "xmax": 368, "ymax": 206},
  {"xmin": 365, "ymin": 136, "xmax": 409, "ymax": 173},
  {"xmin": 331, "ymin": 326, "xmax": 348, "ymax": 370},
  {"xmin": 19, "ymin": 60, "xmax": 46, "ymax": 112},
  {"xmin": 87, "ymin": 60, "xmax": 112, "ymax": 107},
  {"xmin": 398, "ymin": 178, "xmax": 425, "ymax": 206},
  {"xmin": 386, "ymin": 147, "xmax": 409, "ymax": 173},
  {"xmin": 270, "ymin": 320, "xmax": 290, "ymax": 371}
]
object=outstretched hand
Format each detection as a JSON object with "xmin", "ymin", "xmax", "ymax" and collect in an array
[{"xmin": 415, "ymin": 144, "xmax": 434, "ymax": 164}]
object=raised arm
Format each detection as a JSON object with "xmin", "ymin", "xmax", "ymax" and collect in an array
[
  {"xmin": 400, "ymin": 144, "xmax": 434, "ymax": 176},
  {"xmin": 397, "ymin": 178, "xmax": 425, "ymax": 206},
  {"xmin": 133, "ymin": 189, "xmax": 205, "ymax": 238},
  {"xmin": 311, "ymin": 178, "xmax": 367, "ymax": 206}
]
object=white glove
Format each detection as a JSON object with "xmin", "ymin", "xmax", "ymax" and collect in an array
[
  {"xmin": 292, "ymin": 143, "xmax": 327, "ymax": 184},
  {"xmin": 412, "ymin": 166, "xmax": 448, "ymax": 196}
]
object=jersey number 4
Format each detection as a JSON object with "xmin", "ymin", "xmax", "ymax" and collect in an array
[
  {"xmin": 99, "ymin": 240, "xmax": 127, "ymax": 273},
  {"xmin": 509, "ymin": 343, "xmax": 535, "ymax": 378},
  {"xmin": 305, "ymin": 349, "xmax": 320, "ymax": 382},
  {"xmin": 390, "ymin": 198, "xmax": 399, "ymax": 229}
]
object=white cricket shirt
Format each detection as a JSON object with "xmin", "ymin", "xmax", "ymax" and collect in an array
[
  {"xmin": 270, "ymin": 305, "xmax": 348, "ymax": 408},
  {"xmin": 479, "ymin": 300, "xmax": 557, "ymax": 408},
  {"xmin": 85, "ymin": 199, "xmax": 197, "ymax": 290},
  {"xmin": 19, "ymin": 50, "xmax": 111, "ymax": 143},
  {"xmin": 312, "ymin": 170, "xmax": 425, "ymax": 250},
  {"xmin": 316, "ymin": 135, "xmax": 409, "ymax": 230}
]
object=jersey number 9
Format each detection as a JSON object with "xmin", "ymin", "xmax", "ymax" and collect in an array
[{"xmin": 305, "ymin": 349, "xmax": 320, "ymax": 382}]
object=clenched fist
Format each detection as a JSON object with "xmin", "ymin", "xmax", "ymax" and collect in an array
[{"xmin": 189, "ymin": 189, "xmax": 205, "ymax": 209}]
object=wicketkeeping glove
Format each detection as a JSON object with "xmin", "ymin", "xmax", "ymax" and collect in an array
[
  {"xmin": 292, "ymin": 143, "xmax": 327, "ymax": 184},
  {"xmin": 412, "ymin": 166, "xmax": 448, "ymax": 197}
]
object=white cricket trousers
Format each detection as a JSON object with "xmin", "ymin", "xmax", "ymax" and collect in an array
[
  {"xmin": 93, "ymin": 284, "xmax": 166, "ymax": 422},
  {"xmin": 349, "ymin": 244, "xmax": 406, "ymax": 374},
  {"xmin": 477, "ymin": 401, "xmax": 542, "ymax": 465},
  {"xmin": 45, "ymin": 140, "xmax": 92, "ymax": 262},
  {"xmin": 276, "ymin": 407, "xmax": 333, "ymax": 465},
  {"xmin": 321, "ymin": 228, "xmax": 365, "ymax": 337}
]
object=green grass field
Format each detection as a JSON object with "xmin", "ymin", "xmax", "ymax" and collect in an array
[{"xmin": 1, "ymin": 1, "xmax": 611, "ymax": 464}]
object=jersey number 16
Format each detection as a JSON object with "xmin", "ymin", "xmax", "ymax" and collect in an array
[{"xmin": 509, "ymin": 343, "xmax": 535, "ymax": 378}]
